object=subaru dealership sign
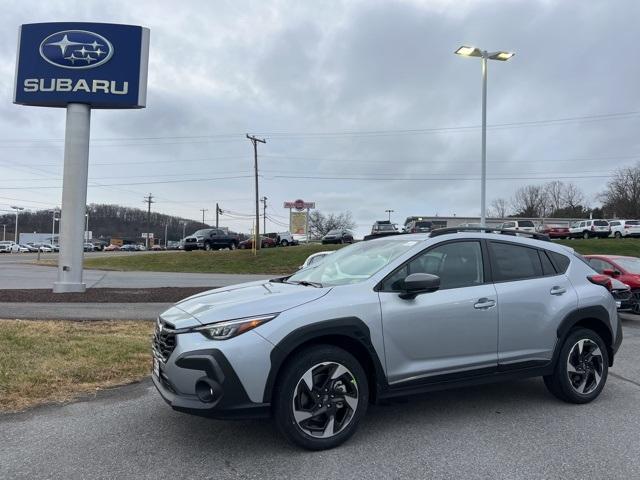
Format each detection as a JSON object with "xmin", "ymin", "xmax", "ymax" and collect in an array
[{"xmin": 14, "ymin": 22, "xmax": 149, "ymax": 108}]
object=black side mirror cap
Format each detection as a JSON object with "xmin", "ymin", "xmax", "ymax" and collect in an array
[{"xmin": 399, "ymin": 273, "xmax": 440, "ymax": 300}]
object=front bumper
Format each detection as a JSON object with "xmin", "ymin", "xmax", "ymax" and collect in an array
[{"xmin": 153, "ymin": 348, "xmax": 270, "ymax": 420}]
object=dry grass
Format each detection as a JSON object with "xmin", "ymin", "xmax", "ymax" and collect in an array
[{"xmin": 0, "ymin": 320, "xmax": 154, "ymax": 412}]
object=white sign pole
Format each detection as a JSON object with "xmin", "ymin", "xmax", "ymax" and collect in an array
[{"xmin": 53, "ymin": 103, "xmax": 91, "ymax": 293}]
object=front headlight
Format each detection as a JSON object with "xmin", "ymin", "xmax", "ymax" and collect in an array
[{"xmin": 194, "ymin": 314, "xmax": 278, "ymax": 340}]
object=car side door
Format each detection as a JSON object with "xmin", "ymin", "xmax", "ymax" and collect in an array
[
  {"xmin": 488, "ymin": 241, "xmax": 578, "ymax": 368},
  {"xmin": 378, "ymin": 240, "xmax": 499, "ymax": 385}
]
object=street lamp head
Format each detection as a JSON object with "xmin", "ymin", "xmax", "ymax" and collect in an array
[
  {"xmin": 455, "ymin": 46, "xmax": 482, "ymax": 57},
  {"xmin": 488, "ymin": 51, "xmax": 515, "ymax": 61}
]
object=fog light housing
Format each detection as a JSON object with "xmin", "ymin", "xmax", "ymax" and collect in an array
[{"xmin": 195, "ymin": 378, "xmax": 222, "ymax": 403}]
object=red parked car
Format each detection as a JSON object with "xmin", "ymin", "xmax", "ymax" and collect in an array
[
  {"xmin": 585, "ymin": 255, "xmax": 640, "ymax": 312},
  {"xmin": 238, "ymin": 236, "xmax": 277, "ymax": 249},
  {"xmin": 537, "ymin": 223, "xmax": 570, "ymax": 239}
]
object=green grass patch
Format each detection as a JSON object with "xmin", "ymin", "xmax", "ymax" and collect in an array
[
  {"xmin": 82, "ymin": 244, "xmax": 344, "ymax": 274},
  {"xmin": 555, "ymin": 238, "xmax": 640, "ymax": 256},
  {"xmin": 0, "ymin": 320, "xmax": 153, "ymax": 412}
]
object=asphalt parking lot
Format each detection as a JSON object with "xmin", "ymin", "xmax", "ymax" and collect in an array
[{"xmin": 2, "ymin": 316, "xmax": 640, "ymax": 479}]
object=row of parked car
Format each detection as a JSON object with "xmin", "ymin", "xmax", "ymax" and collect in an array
[
  {"xmin": 0, "ymin": 241, "xmax": 59, "ymax": 253},
  {"xmin": 497, "ymin": 219, "xmax": 640, "ymax": 239}
]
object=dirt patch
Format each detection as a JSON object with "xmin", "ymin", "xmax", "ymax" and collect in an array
[{"xmin": 0, "ymin": 287, "xmax": 215, "ymax": 303}]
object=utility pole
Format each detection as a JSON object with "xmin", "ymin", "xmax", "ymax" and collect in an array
[
  {"xmin": 200, "ymin": 208, "xmax": 208, "ymax": 226},
  {"xmin": 216, "ymin": 203, "xmax": 220, "ymax": 229},
  {"xmin": 261, "ymin": 196, "xmax": 268, "ymax": 234},
  {"xmin": 164, "ymin": 222, "xmax": 169, "ymax": 248},
  {"xmin": 246, "ymin": 134, "xmax": 266, "ymax": 250},
  {"xmin": 1, "ymin": 224, "xmax": 5, "ymax": 241},
  {"xmin": 182, "ymin": 221, "xmax": 187, "ymax": 240},
  {"xmin": 143, "ymin": 193, "xmax": 154, "ymax": 249}
]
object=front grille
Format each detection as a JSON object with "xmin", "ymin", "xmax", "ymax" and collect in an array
[
  {"xmin": 185, "ymin": 238, "xmax": 197, "ymax": 243},
  {"xmin": 153, "ymin": 318, "xmax": 177, "ymax": 362}
]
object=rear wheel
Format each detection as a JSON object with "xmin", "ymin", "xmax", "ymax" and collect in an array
[
  {"xmin": 204, "ymin": 242, "xmax": 212, "ymax": 251},
  {"xmin": 281, "ymin": 240, "xmax": 289, "ymax": 247},
  {"xmin": 614, "ymin": 231, "xmax": 622, "ymax": 239},
  {"xmin": 273, "ymin": 345, "xmax": 368, "ymax": 450},
  {"xmin": 229, "ymin": 242, "xmax": 237, "ymax": 251},
  {"xmin": 544, "ymin": 328, "xmax": 608, "ymax": 404},
  {"xmin": 583, "ymin": 231, "xmax": 590, "ymax": 239}
]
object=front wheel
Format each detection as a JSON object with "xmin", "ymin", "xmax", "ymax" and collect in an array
[
  {"xmin": 229, "ymin": 242, "xmax": 237, "ymax": 251},
  {"xmin": 273, "ymin": 345, "xmax": 368, "ymax": 450},
  {"xmin": 614, "ymin": 231, "xmax": 622, "ymax": 239},
  {"xmin": 583, "ymin": 231, "xmax": 590, "ymax": 239},
  {"xmin": 204, "ymin": 242, "xmax": 212, "ymax": 251},
  {"xmin": 544, "ymin": 328, "xmax": 608, "ymax": 404},
  {"xmin": 281, "ymin": 240, "xmax": 289, "ymax": 247}
]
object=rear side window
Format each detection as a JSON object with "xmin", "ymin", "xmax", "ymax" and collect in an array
[
  {"xmin": 489, "ymin": 242, "xmax": 542, "ymax": 282},
  {"xmin": 548, "ymin": 251, "xmax": 571, "ymax": 273},
  {"xmin": 539, "ymin": 251, "xmax": 557, "ymax": 276}
]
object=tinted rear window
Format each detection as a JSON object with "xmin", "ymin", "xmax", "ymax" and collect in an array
[
  {"xmin": 549, "ymin": 251, "xmax": 571, "ymax": 273},
  {"xmin": 518, "ymin": 220, "xmax": 535, "ymax": 227},
  {"xmin": 626, "ymin": 221, "xmax": 640, "ymax": 225},
  {"xmin": 415, "ymin": 221, "xmax": 432, "ymax": 228},
  {"xmin": 489, "ymin": 242, "xmax": 542, "ymax": 282},
  {"xmin": 540, "ymin": 251, "xmax": 557, "ymax": 276},
  {"xmin": 594, "ymin": 220, "xmax": 609, "ymax": 226}
]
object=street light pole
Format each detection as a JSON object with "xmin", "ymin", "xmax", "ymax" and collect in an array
[
  {"xmin": 385, "ymin": 209, "xmax": 394, "ymax": 222},
  {"xmin": 480, "ymin": 52, "xmax": 488, "ymax": 227},
  {"xmin": 454, "ymin": 45, "xmax": 514, "ymax": 227},
  {"xmin": 51, "ymin": 208, "xmax": 60, "ymax": 243},
  {"xmin": 246, "ymin": 134, "xmax": 266, "ymax": 251},
  {"xmin": 10, "ymin": 206, "xmax": 24, "ymax": 244},
  {"xmin": 2, "ymin": 224, "xmax": 5, "ymax": 241}
]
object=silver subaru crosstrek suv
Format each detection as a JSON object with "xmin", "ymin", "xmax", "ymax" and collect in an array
[{"xmin": 152, "ymin": 229, "xmax": 622, "ymax": 450}]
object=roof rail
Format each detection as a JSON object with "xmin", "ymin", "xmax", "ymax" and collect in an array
[{"xmin": 430, "ymin": 226, "xmax": 551, "ymax": 241}]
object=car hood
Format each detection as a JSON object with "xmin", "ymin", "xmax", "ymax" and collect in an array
[{"xmin": 160, "ymin": 280, "xmax": 331, "ymax": 328}]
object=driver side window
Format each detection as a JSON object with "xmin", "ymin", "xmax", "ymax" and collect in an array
[{"xmin": 383, "ymin": 241, "xmax": 484, "ymax": 291}]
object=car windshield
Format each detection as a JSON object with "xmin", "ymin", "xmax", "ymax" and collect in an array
[
  {"xmin": 193, "ymin": 229, "xmax": 211, "ymax": 236},
  {"xmin": 376, "ymin": 224, "xmax": 396, "ymax": 231},
  {"xmin": 615, "ymin": 258, "xmax": 640, "ymax": 274},
  {"xmin": 287, "ymin": 238, "xmax": 419, "ymax": 286}
]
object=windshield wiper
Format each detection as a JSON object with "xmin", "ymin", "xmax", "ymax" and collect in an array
[{"xmin": 286, "ymin": 280, "xmax": 323, "ymax": 288}]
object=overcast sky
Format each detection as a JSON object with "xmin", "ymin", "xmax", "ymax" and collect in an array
[{"xmin": 1, "ymin": 0, "xmax": 639, "ymax": 237}]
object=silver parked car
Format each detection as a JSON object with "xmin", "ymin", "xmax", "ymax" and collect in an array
[{"xmin": 152, "ymin": 230, "xmax": 622, "ymax": 450}]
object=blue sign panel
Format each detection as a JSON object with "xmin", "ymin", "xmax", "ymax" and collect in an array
[{"xmin": 14, "ymin": 22, "xmax": 149, "ymax": 109}]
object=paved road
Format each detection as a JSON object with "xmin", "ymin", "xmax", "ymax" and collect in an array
[
  {"xmin": 0, "ymin": 263, "xmax": 272, "ymax": 290},
  {"xmin": 2, "ymin": 317, "xmax": 640, "ymax": 479}
]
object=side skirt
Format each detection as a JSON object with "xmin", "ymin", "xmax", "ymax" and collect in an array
[{"xmin": 378, "ymin": 363, "xmax": 553, "ymax": 400}]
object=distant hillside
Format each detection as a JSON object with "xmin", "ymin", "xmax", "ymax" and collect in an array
[{"xmin": 0, "ymin": 204, "xmax": 211, "ymax": 243}]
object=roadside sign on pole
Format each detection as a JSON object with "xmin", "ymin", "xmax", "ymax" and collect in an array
[{"xmin": 14, "ymin": 23, "xmax": 150, "ymax": 293}]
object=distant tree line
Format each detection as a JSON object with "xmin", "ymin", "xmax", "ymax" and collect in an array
[{"xmin": 0, "ymin": 203, "xmax": 207, "ymax": 242}]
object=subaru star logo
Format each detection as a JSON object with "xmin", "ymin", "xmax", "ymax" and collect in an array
[{"xmin": 39, "ymin": 30, "xmax": 113, "ymax": 69}]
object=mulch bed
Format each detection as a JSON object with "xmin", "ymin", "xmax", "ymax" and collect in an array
[{"xmin": 0, "ymin": 287, "xmax": 216, "ymax": 303}]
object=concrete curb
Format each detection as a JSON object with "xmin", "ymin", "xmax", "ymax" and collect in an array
[{"xmin": 0, "ymin": 302, "xmax": 170, "ymax": 321}]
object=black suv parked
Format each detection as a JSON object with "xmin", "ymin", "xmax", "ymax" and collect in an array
[{"xmin": 183, "ymin": 228, "xmax": 239, "ymax": 251}]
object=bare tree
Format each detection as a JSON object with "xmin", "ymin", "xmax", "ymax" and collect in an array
[
  {"xmin": 511, "ymin": 185, "xmax": 548, "ymax": 217},
  {"xmin": 563, "ymin": 182, "xmax": 585, "ymax": 210},
  {"xmin": 308, "ymin": 210, "xmax": 356, "ymax": 238},
  {"xmin": 601, "ymin": 164, "xmax": 640, "ymax": 218},
  {"xmin": 489, "ymin": 198, "xmax": 509, "ymax": 218},
  {"xmin": 545, "ymin": 181, "xmax": 565, "ymax": 214}
]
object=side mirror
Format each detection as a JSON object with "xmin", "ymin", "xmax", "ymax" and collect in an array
[{"xmin": 399, "ymin": 273, "xmax": 440, "ymax": 300}]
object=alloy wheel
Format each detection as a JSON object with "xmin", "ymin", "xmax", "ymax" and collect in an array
[
  {"xmin": 292, "ymin": 362, "xmax": 359, "ymax": 439},
  {"xmin": 567, "ymin": 339, "xmax": 604, "ymax": 395}
]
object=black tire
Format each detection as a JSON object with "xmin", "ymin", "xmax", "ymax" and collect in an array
[
  {"xmin": 614, "ymin": 231, "xmax": 622, "ymax": 239},
  {"xmin": 273, "ymin": 345, "xmax": 369, "ymax": 451},
  {"xmin": 583, "ymin": 231, "xmax": 590, "ymax": 239},
  {"xmin": 229, "ymin": 242, "xmax": 237, "ymax": 251},
  {"xmin": 281, "ymin": 240, "xmax": 289, "ymax": 247},
  {"xmin": 204, "ymin": 242, "xmax": 212, "ymax": 251},
  {"xmin": 543, "ymin": 328, "xmax": 609, "ymax": 404}
]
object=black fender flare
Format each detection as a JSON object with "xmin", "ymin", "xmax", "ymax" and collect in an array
[
  {"xmin": 553, "ymin": 305, "xmax": 615, "ymax": 366},
  {"xmin": 262, "ymin": 317, "xmax": 386, "ymax": 403}
]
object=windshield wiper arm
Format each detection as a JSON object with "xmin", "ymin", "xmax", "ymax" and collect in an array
[{"xmin": 287, "ymin": 280, "xmax": 323, "ymax": 288}]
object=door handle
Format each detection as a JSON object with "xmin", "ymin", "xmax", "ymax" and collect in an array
[
  {"xmin": 474, "ymin": 298, "xmax": 496, "ymax": 309},
  {"xmin": 550, "ymin": 286, "xmax": 566, "ymax": 296}
]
